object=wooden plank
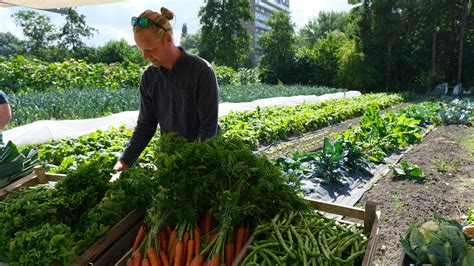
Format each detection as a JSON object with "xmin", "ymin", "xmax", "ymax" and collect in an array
[
  {"xmin": 93, "ymin": 221, "xmax": 142, "ymax": 266},
  {"xmin": 0, "ymin": 171, "xmax": 38, "ymax": 200},
  {"xmin": 362, "ymin": 210, "xmax": 380, "ymax": 266},
  {"xmin": 34, "ymin": 165, "xmax": 48, "ymax": 184},
  {"xmin": 45, "ymin": 173, "xmax": 67, "ymax": 182},
  {"xmin": 364, "ymin": 201, "xmax": 377, "ymax": 235},
  {"xmin": 232, "ymin": 234, "xmax": 256, "ymax": 266},
  {"xmin": 305, "ymin": 197, "xmax": 366, "ymax": 220},
  {"xmin": 71, "ymin": 207, "xmax": 146, "ymax": 266}
]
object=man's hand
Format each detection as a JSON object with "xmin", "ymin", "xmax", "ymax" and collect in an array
[{"xmin": 114, "ymin": 160, "xmax": 128, "ymax": 171}]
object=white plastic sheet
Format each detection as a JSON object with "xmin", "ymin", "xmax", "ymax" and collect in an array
[{"xmin": 4, "ymin": 91, "xmax": 361, "ymax": 146}]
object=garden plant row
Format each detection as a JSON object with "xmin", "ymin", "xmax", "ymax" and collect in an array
[
  {"xmin": 276, "ymin": 99, "xmax": 473, "ymax": 187},
  {"xmin": 7, "ymin": 85, "xmax": 346, "ymax": 129},
  {"xmin": 32, "ymin": 93, "xmax": 402, "ymax": 174}
]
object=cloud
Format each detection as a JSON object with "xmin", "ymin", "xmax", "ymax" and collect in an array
[{"xmin": 290, "ymin": 0, "xmax": 352, "ymax": 29}]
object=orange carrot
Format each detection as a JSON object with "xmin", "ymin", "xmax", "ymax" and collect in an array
[
  {"xmin": 224, "ymin": 243, "xmax": 234, "ymax": 266},
  {"xmin": 160, "ymin": 250, "xmax": 170, "ymax": 266},
  {"xmin": 147, "ymin": 247, "xmax": 162, "ymax": 266},
  {"xmin": 185, "ymin": 239, "xmax": 195, "ymax": 266},
  {"xmin": 194, "ymin": 228, "xmax": 201, "ymax": 256},
  {"xmin": 166, "ymin": 224, "xmax": 172, "ymax": 237},
  {"xmin": 220, "ymin": 264, "xmax": 226, "ymax": 266},
  {"xmin": 209, "ymin": 255, "xmax": 220, "ymax": 266},
  {"xmin": 243, "ymin": 227, "xmax": 250, "ymax": 243},
  {"xmin": 133, "ymin": 251, "xmax": 143, "ymax": 266},
  {"xmin": 173, "ymin": 241, "xmax": 184, "ymax": 266},
  {"xmin": 142, "ymin": 258, "xmax": 151, "ymax": 266},
  {"xmin": 132, "ymin": 225, "xmax": 146, "ymax": 254},
  {"xmin": 203, "ymin": 211, "xmax": 212, "ymax": 235},
  {"xmin": 127, "ymin": 258, "xmax": 133, "ymax": 266},
  {"xmin": 160, "ymin": 231, "xmax": 168, "ymax": 252},
  {"xmin": 183, "ymin": 231, "xmax": 190, "ymax": 257},
  {"xmin": 234, "ymin": 227, "xmax": 245, "ymax": 257},
  {"xmin": 168, "ymin": 230, "xmax": 177, "ymax": 252},
  {"xmin": 190, "ymin": 255, "xmax": 204, "ymax": 266}
]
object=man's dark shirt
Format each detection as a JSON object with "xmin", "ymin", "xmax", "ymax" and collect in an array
[{"xmin": 120, "ymin": 48, "xmax": 220, "ymax": 166}]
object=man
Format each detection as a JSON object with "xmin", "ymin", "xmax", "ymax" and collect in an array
[
  {"xmin": 0, "ymin": 90, "xmax": 12, "ymax": 144},
  {"xmin": 114, "ymin": 8, "xmax": 220, "ymax": 171}
]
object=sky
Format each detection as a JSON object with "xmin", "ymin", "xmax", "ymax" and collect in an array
[{"xmin": 0, "ymin": 0, "xmax": 352, "ymax": 47}]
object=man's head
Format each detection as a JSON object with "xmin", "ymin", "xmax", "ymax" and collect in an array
[{"xmin": 133, "ymin": 8, "xmax": 175, "ymax": 68}]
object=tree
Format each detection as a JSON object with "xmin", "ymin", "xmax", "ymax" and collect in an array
[
  {"xmin": 93, "ymin": 39, "xmax": 145, "ymax": 65},
  {"xmin": 0, "ymin": 32, "xmax": 24, "ymax": 57},
  {"xmin": 58, "ymin": 8, "xmax": 97, "ymax": 54},
  {"xmin": 12, "ymin": 10, "xmax": 57, "ymax": 58},
  {"xmin": 180, "ymin": 30, "xmax": 201, "ymax": 54},
  {"xmin": 299, "ymin": 11, "xmax": 349, "ymax": 48},
  {"xmin": 181, "ymin": 23, "xmax": 188, "ymax": 38},
  {"xmin": 198, "ymin": 0, "xmax": 253, "ymax": 68},
  {"xmin": 258, "ymin": 10, "xmax": 296, "ymax": 84}
]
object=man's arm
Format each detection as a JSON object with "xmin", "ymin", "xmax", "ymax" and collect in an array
[
  {"xmin": 0, "ymin": 104, "xmax": 12, "ymax": 129},
  {"xmin": 118, "ymin": 76, "xmax": 158, "ymax": 168},
  {"xmin": 196, "ymin": 66, "xmax": 219, "ymax": 140}
]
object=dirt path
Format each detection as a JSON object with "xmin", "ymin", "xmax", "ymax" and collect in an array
[{"xmin": 358, "ymin": 125, "xmax": 474, "ymax": 265}]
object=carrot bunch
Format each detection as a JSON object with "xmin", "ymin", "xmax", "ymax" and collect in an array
[{"xmin": 127, "ymin": 211, "xmax": 252, "ymax": 266}]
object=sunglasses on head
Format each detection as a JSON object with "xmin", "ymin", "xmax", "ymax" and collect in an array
[{"xmin": 131, "ymin": 16, "xmax": 167, "ymax": 32}]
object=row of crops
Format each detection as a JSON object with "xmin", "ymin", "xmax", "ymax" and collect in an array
[
  {"xmin": 28, "ymin": 93, "xmax": 402, "ymax": 173},
  {"xmin": 2, "ymin": 94, "xmax": 473, "ymax": 265},
  {"xmin": 7, "ymin": 85, "xmax": 346, "ymax": 129}
]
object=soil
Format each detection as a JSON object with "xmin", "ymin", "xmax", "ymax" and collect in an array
[
  {"xmin": 358, "ymin": 125, "xmax": 474, "ymax": 265},
  {"xmin": 260, "ymin": 102, "xmax": 413, "ymax": 159}
]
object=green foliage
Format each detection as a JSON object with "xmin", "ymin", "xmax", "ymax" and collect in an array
[
  {"xmin": 221, "ymin": 93, "xmax": 403, "ymax": 147},
  {"xmin": 0, "ymin": 56, "xmax": 142, "ymax": 93},
  {"xmin": 0, "ymin": 157, "xmax": 154, "ymax": 264},
  {"xmin": 219, "ymin": 84, "xmax": 345, "ymax": 103},
  {"xmin": 57, "ymin": 8, "xmax": 97, "ymax": 54},
  {"xmin": 11, "ymin": 10, "xmax": 57, "ymax": 60},
  {"xmin": 88, "ymin": 39, "xmax": 146, "ymax": 65},
  {"xmin": 7, "ymin": 88, "xmax": 140, "ymax": 128},
  {"xmin": 0, "ymin": 141, "xmax": 39, "ymax": 187},
  {"xmin": 298, "ymin": 11, "xmax": 350, "ymax": 48},
  {"xmin": 180, "ymin": 29, "xmax": 201, "ymax": 53},
  {"xmin": 400, "ymin": 216, "xmax": 471, "ymax": 265},
  {"xmin": 258, "ymin": 10, "xmax": 297, "ymax": 84},
  {"xmin": 212, "ymin": 64, "xmax": 260, "ymax": 86},
  {"xmin": 0, "ymin": 32, "xmax": 24, "ymax": 57},
  {"xmin": 390, "ymin": 160, "xmax": 425, "ymax": 180},
  {"xmin": 198, "ymin": 0, "xmax": 253, "ymax": 68},
  {"xmin": 437, "ymin": 98, "xmax": 473, "ymax": 126},
  {"xmin": 468, "ymin": 209, "xmax": 474, "ymax": 225}
]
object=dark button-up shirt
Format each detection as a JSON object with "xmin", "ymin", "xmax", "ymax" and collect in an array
[{"xmin": 120, "ymin": 47, "xmax": 220, "ymax": 166}]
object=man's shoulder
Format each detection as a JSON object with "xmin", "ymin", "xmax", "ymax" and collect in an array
[{"xmin": 183, "ymin": 53, "xmax": 213, "ymax": 71}]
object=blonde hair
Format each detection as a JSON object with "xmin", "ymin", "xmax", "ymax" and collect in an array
[{"xmin": 133, "ymin": 7, "xmax": 174, "ymax": 40}]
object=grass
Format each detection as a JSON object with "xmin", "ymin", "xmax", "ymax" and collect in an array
[
  {"xmin": 431, "ymin": 157, "xmax": 460, "ymax": 173},
  {"xmin": 459, "ymin": 135, "xmax": 474, "ymax": 157}
]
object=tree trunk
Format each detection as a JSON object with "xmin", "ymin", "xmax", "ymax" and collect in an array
[
  {"xmin": 458, "ymin": 0, "xmax": 469, "ymax": 83},
  {"xmin": 429, "ymin": 1, "xmax": 438, "ymax": 92}
]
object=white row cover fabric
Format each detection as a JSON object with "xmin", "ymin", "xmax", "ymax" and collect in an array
[
  {"xmin": 4, "ymin": 91, "xmax": 361, "ymax": 146},
  {"xmin": 0, "ymin": 0, "xmax": 122, "ymax": 8}
]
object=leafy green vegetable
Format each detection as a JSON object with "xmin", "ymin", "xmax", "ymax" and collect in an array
[
  {"xmin": 400, "ymin": 215, "xmax": 470, "ymax": 265},
  {"xmin": 0, "ymin": 141, "xmax": 39, "ymax": 187},
  {"xmin": 390, "ymin": 160, "xmax": 425, "ymax": 180}
]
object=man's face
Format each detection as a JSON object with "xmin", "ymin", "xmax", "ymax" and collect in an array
[{"xmin": 134, "ymin": 29, "xmax": 168, "ymax": 67}]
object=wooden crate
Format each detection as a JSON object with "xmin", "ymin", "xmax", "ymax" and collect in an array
[
  {"xmin": 0, "ymin": 165, "xmax": 66, "ymax": 200},
  {"xmin": 72, "ymin": 207, "xmax": 145, "ymax": 265},
  {"xmin": 233, "ymin": 198, "xmax": 380, "ymax": 266}
]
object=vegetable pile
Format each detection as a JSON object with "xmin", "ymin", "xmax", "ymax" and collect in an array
[
  {"xmin": 0, "ymin": 141, "xmax": 39, "ymax": 188},
  {"xmin": 244, "ymin": 210, "xmax": 368, "ymax": 265},
  {"xmin": 124, "ymin": 134, "xmax": 308, "ymax": 265},
  {"xmin": 0, "ymin": 156, "xmax": 154, "ymax": 264}
]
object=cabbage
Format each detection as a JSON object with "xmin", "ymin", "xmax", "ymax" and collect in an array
[{"xmin": 400, "ymin": 215, "xmax": 471, "ymax": 265}]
